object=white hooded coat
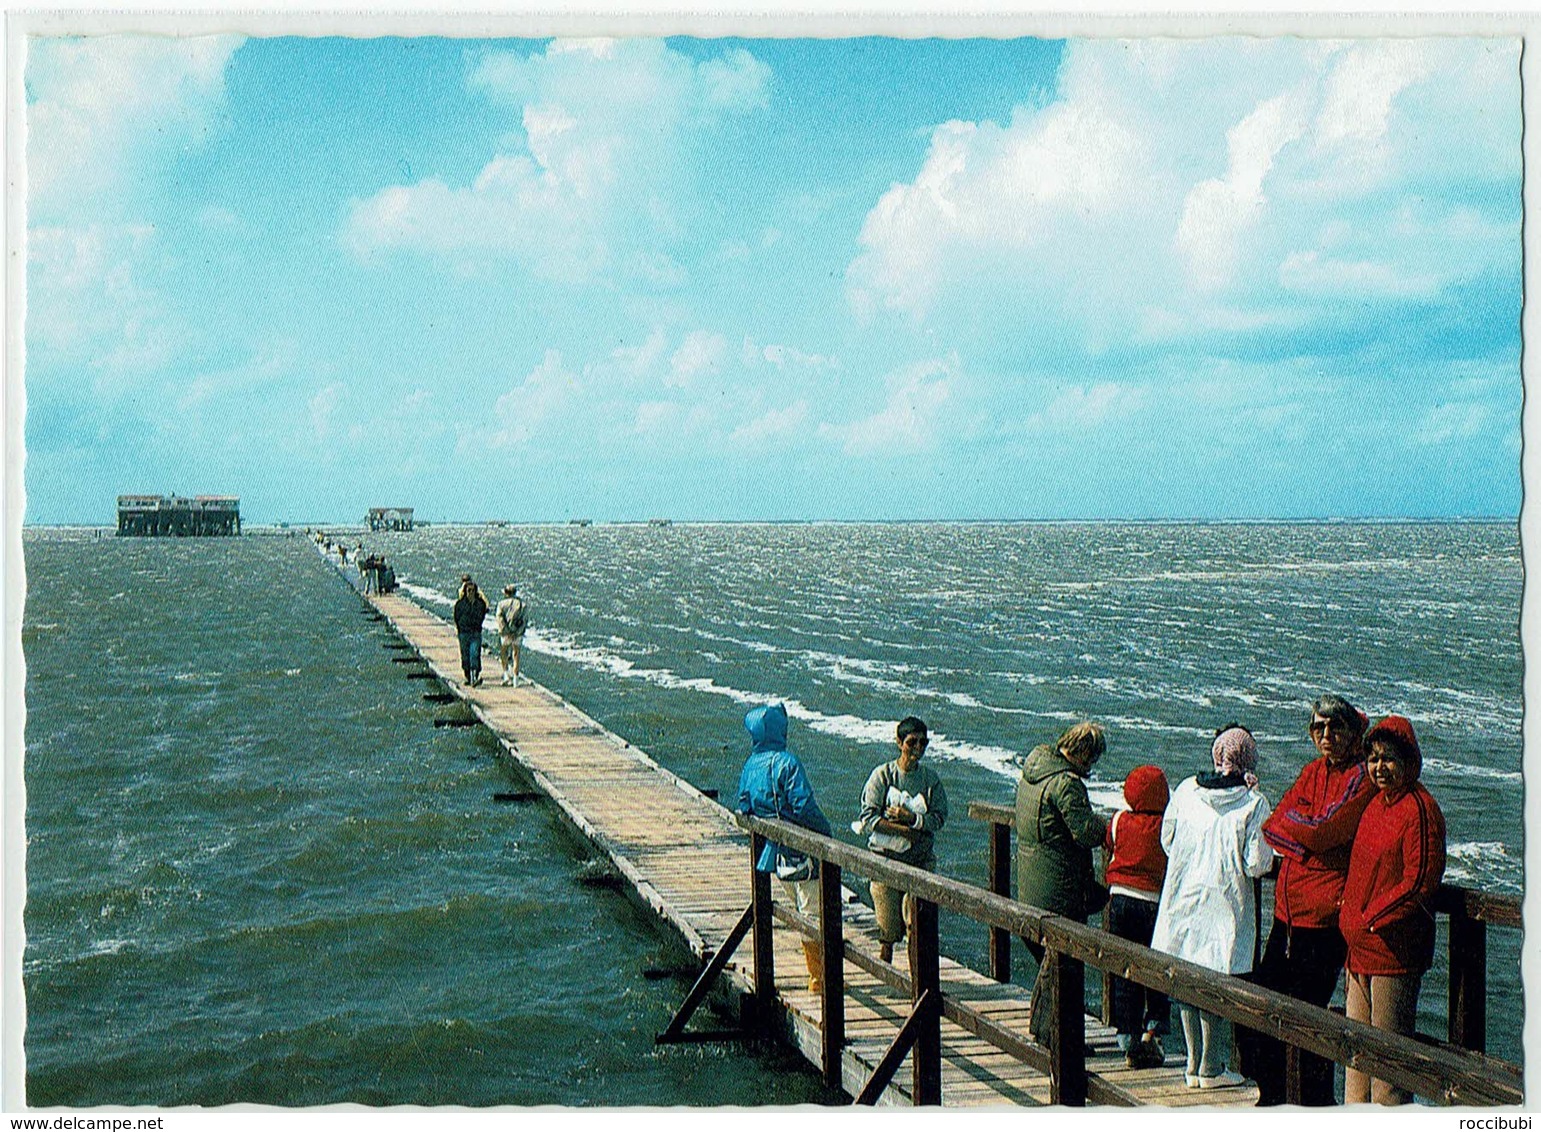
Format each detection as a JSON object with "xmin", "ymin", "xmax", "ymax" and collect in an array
[{"xmin": 1150, "ymin": 775, "xmax": 1275, "ymax": 974}]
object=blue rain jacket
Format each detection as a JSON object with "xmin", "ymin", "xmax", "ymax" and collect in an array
[{"xmin": 736, "ymin": 703, "xmax": 832, "ymax": 874}]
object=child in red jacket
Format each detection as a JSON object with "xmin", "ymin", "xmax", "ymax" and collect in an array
[
  {"xmin": 1104, "ymin": 764, "xmax": 1171, "ymax": 1068},
  {"xmin": 1340, "ymin": 715, "xmax": 1445, "ymax": 1105}
]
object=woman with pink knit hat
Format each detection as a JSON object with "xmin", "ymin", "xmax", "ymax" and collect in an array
[
  {"xmin": 1151, "ymin": 724, "xmax": 1275, "ymax": 1090},
  {"xmin": 1339, "ymin": 715, "xmax": 1446, "ymax": 1105}
]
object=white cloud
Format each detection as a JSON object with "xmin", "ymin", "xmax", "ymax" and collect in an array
[
  {"xmin": 1017, "ymin": 381, "xmax": 1147, "ymax": 435},
  {"xmin": 28, "ymin": 222, "xmax": 182, "ymax": 379},
  {"xmin": 667, "ymin": 331, "xmax": 727, "ymax": 388},
  {"xmin": 1414, "ymin": 402, "xmax": 1490, "ymax": 446},
  {"xmin": 344, "ymin": 38, "xmax": 770, "ymax": 280},
  {"xmin": 489, "ymin": 349, "xmax": 583, "ymax": 447},
  {"xmin": 310, "ymin": 384, "xmax": 343, "ymax": 440},
  {"xmin": 26, "ymin": 35, "xmax": 243, "ymax": 217},
  {"xmin": 819, "ymin": 359, "xmax": 955, "ymax": 456},
  {"xmin": 729, "ymin": 399, "xmax": 811, "ymax": 445},
  {"xmin": 846, "ymin": 38, "xmax": 1519, "ymax": 354}
]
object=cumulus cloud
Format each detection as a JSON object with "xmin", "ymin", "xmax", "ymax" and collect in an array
[
  {"xmin": 668, "ymin": 330, "xmax": 727, "ymax": 388},
  {"xmin": 489, "ymin": 349, "xmax": 584, "ymax": 447},
  {"xmin": 26, "ymin": 34, "xmax": 243, "ymax": 218},
  {"xmin": 28, "ymin": 222, "xmax": 181, "ymax": 379},
  {"xmin": 345, "ymin": 38, "xmax": 770, "ymax": 281},
  {"xmin": 819, "ymin": 359, "xmax": 956, "ymax": 456},
  {"xmin": 1018, "ymin": 381, "xmax": 1147, "ymax": 434},
  {"xmin": 1414, "ymin": 402, "xmax": 1491, "ymax": 446},
  {"xmin": 846, "ymin": 37, "xmax": 1519, "ymax": 358},
  {"xmin": 730, "ymin": 399, "xmax": 812, "ymax": 445}
]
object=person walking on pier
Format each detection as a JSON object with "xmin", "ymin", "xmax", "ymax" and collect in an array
[
  {"xmin": 1241, "ymin": 693, "xmax": 1374, "ymax": 1106},
  {"xmin": 453, "ymin": 576, "xmax": 489, "ymax": 687},
  {"xmin": 854, "ymin": 716, "xmax": 949, "ymax": 964},
  {"xmin": 496, "ymin": 584, "xmax": 528, "ymax": 686},
  {"xmin": 1340, "ymin": 715, "xmax": 1446, "ymax": 1106},
  {"xmin": 1015, "ymin": 721, "xmax": 1108, "ymax": 1047},
  {"xmin": 1151, "ymin": 724, "xmax": 1274, "ymax": 1090},
  {"xmin": 735, "ymin": 703, "xmax": 833, "ymax": 994},
  {"xmin": 1104, "ymin": 764, "xmax": 1172, "ymax": 1068}
]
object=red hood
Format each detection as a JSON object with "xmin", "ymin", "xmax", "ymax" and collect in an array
[{"xmin": 1123, "ymin": 764, "xmax": 1170, "ymax": 813}]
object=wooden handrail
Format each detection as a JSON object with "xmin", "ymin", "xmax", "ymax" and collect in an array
[
  {"xmin": 735, "ymin": 811, "xmax": 1521, "ymax": 1106},
  {"xmin": 967, "ymin": 798, "xmax": 1517, "ymax": 1065},
  {"xmin": 966, "ymin": 800, "xmax": 1521, "ymax": 926}
]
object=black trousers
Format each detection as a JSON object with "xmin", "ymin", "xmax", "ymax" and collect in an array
[
  {"xmin": 1239, "ymin": 919, "xmax": 1346, "ymax": 1105},
  {"xmin": 1108, "ymin": 894, "xmax": 1171, "ymax": 1036}
]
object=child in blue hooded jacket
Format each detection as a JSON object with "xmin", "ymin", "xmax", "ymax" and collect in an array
[{"xmin": 736, "ymin": 703, "xmax": 833, "ymax": 992}]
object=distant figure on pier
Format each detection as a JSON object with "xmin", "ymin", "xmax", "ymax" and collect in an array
[
  {"xmin": 735, "ymin": 703, "xmax": 833, "ymax": 994},
  {"xmin": 1103, "ymin": 764, "xmax": 1172, "ymax": 1068},
  {"xmin": 1242, "ymin": 693, "xmax": 1373, "ymax": 1106},
  {"xmin": 1015, "ymin": 721, "xmax": 1108, "ymax": 1047},
  {"xmin": 854, "ymin": 716, "xmax": 948, "ymax": 964},
  {"xmin": 1340, "ymin": 715, "xmax": 1446, "ymax": 1106},
  {"xmin": 452, "ymin": 577, "xmax": 489, "ymax": 687},
  {"xmin": 1151, "ymin": 725, "xmax": 1273, "ymax": 1091},
  {"xmin": 496, "ymin": 584, "xmax": 528, "ymax": 686}
]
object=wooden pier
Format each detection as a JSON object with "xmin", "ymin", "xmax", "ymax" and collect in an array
[{"xmin": 319, "ymin": 547, "xmax": 1521, "ymax": 1108}]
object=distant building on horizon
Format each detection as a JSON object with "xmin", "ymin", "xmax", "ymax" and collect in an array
[
  {"xmin": 366, "ymin": 507, "xmax": 414, "ymax": 532},
  {"xmin": 117, "ymin": 494, "xmax": 240, "ymax": 537}
]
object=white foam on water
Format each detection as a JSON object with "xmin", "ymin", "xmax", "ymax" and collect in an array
[
  {"xmin": 1422, "ymin": 757, "xmax": 1522, "ymax": 784},
  {"xmin": 1444, "ymin": 840, "xmax": 1522, "ymax": 894}
]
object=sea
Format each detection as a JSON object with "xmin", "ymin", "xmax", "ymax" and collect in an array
[{"xmin": 19, "ymin": 521, "xmax": 1524, "ymax": 1106}]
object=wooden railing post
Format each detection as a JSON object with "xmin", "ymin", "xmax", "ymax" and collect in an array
[
  {"xmin": 819, "ymin": 859, "xmax": 846, "ymax": 1091},
  {"xmin": 1100, "ymin": 847, "xmax": 1113, "ymax": 1025},
  {"xmin": 1046, "ymin": 948, "xmax": 1088, "ymax": 1106},
  {"xmin": 988, "ymin": 820, "xmax": 1012, "ymax": 982},
  {"xmin": 750, "ymin": 832, "xmax": 775, "ymax": 1031},
  {"xmin": 1449, "ymin": 910, "xmax": 1487, "ymax": 1052},
  {"xmin": 909, "ymin": 896, "xmax": 943, "ymax": 1105}
]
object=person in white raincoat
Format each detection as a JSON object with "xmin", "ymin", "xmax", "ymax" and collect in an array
[{"xmin": 1151, "ymin": 725, "xmax": 1275, "ymax": 1090}]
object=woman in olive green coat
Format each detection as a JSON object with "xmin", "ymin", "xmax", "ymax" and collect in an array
[
  {"xmin": 1016, "ymin": 721, "xmax": 1108, "ymax": 1045},
  {"xmin": 1016, "ymin": 721, "xmax": 1108, "ymax": 921}
]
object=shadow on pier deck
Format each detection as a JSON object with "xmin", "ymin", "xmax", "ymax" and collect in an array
[{"xmin": 320, "ymin": 546, "xmax": 1521, "ymax": 1108}]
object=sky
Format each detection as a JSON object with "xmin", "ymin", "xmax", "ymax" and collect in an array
[{"xmin": 20, "ymin": 33, "xmax": 1523, "ymax": 524}]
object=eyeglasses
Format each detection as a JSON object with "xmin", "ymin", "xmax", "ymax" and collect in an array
[
  {"xmin": 900, "ymin": 735, "xmax": 929, "ymax": 749},
  {"xmin": 1309, "ymin": 719, "xmax": 1353, "ymax": 736}
]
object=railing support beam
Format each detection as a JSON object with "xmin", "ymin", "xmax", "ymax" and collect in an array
[
  {"xmin": 988, "ymin": 820, "xmax": 1012, "ymax": 982},
  {"xmin": 909, "ymin": 897, "xmax": 942, "ymax": 1105},
  {"xmin": 1449, "ymin": 913, "xmax": 1487, "ymax": 1052},
  {"xmin": 819, "ymin": 860, "xmax": 846, "ymax": 1092},
  {"xmin": 1045, "ymin": 947, "xmax": 1087, "ymax": 1106},
  {"xmin": 750, "ymin": 832, "xmax": 775, "ymax": 1033}
]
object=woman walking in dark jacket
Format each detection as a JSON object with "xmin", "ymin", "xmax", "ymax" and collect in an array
[{"xmin": 452, "ymin": 576, "xmax": 489, "ymax": 687}]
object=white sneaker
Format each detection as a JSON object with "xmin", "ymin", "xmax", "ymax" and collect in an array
[
  {"xmin": 1184, "ymin": 1073, "xmax": 1200, "ymax": 1089},
  {"xmin": 1198, "ymin": 1071, "xmax": 1251, "ymax": 1090},
  {"xmin": 501, "ymin": 675, "xmax": 511, "ymax": 686}
]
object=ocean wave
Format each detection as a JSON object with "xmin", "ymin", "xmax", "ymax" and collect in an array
[
  {"xmin": 1444, "ymin": 840, "xmax": 1523, "ymax": 893},
  {"xmin": 1422, "ymin": 758, "xmax": 1522, "ymax": 783}
]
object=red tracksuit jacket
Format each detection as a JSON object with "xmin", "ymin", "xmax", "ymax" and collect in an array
[
  {"xmin": 1262, "ymin": 755, "xmax": 1375, "ymax": 928},
  {"xmin": 1339, "ymin": 782, "xmax": 1446, "ymax": 976}
]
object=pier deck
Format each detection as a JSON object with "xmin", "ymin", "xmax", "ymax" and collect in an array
[{"xmin": 328, "ymin": 552, "xmax": 1258, "ymax": 1107}]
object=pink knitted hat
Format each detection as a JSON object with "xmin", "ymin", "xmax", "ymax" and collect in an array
[{"xmin": 1212, "ymin": 726, "xmax": 1258, "ymax": 778}]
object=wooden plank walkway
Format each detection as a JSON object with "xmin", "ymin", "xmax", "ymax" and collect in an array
[{"xmin": 322, "ymin": 547, "xmax": 1260, "ymax": 1107}]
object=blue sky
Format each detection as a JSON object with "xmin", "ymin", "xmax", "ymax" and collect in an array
[{"xmin": 23, "ymin": 34, "xmax": 1521, "ymax": 523}]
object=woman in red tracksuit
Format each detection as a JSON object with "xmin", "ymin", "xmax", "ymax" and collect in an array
[
  {"xmin": 1243, "ymin": 693, "xmax": 1375, "ymax": 1105},
  {"xmin": 1339, "ymin": 715, "xmax": 1446, "ymax": 1105}
]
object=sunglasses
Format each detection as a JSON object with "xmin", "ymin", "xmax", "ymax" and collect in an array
[{"xmin": 1309, "ymin": 719, "xmax": 1354, "ymax": 736}]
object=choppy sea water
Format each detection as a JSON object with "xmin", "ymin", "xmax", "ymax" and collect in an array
[{"xmin": 21, "ymin": 522, "xmax": 1523, "ymax": 1104}]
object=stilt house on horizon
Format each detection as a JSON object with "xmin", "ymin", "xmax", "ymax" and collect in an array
[{"xmin": 117, "ymin": 494, "xmax": 241, "ymax": 536}]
